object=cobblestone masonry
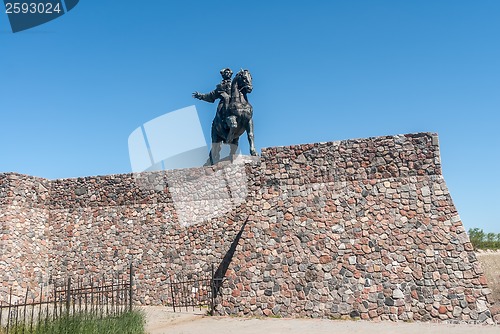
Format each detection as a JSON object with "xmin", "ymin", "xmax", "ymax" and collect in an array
[{"xmin": 0, "ymin": 133, "xmax": 494, "ymax": 323}]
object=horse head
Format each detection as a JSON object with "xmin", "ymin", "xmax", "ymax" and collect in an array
[{"xmin": 234, "ymin": 69, "xmax": 253, "ymax": 94}]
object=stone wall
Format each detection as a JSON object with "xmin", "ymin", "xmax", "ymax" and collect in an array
[
  {"xmin": 0, "ymin": 174, "xmax": 51, "ymax": 303},
  {"xmin": 0, "ymin": 133, "xmax": 494, "ymax": 323}
]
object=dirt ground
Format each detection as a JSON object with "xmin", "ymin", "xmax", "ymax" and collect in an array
[
  {"xmin": 142, "ymin": 251, "xmax": 500, "ymax": 334},
  {"xmin": 476, "ymin": 251, "xmax": 500, "ymax": 303},
  {"xmin": 142, "ymin": 307, "xmax": 499, "ymax": 334}
]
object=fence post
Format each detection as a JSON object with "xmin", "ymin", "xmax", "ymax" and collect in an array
[
  {"xmin": 170, "ymin": 277, "xmax": 176, "ymax": 313},
  {"xmin": 66, "ymin": 277, "xmax": 71, "ymax": 316},
  {"xmin": 22, "ymin": 287, "xmax": 28, "ymax": 334},
  {"xmin": 129, "ymin": 262, "xmax": 133, "ymax": 312},
  {"xmin": 37, "ymin": 286, "xmax": 43, "ymax": 330},
  {"xmin": 7, "ymin": 287, "xmax": 12, "ymax": 333},
  {"xmin": 210, "ymin": 264, "xmax": 215, "ymax": 316}
]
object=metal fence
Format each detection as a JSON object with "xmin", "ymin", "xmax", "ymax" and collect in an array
[
  {"xmin": 169, "ymin": 264, "xmax": 224, "ymax": 315},
  {"xmin": 0, "ymin": 264, "xmax": 134, "ymax": 334}
]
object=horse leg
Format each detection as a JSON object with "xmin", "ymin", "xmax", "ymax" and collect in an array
[
  {"xmin": 205, "ymin": 141, "xmax": 222, "ymax": 166},
  {"xmin": 212, "ymin": 141, "xmax": 223, "ymax": 164},
  {"xmin": 246, "ymin": 118, "xmax": 257, "ymax": 156},
  {"xmin": 225, "ymin": 116, "xmax": 238, "ymax": 144},
  {"xmin": 229, "ymin": 138, "xmax": 239, "ymax": 162},
  {"xmin": 205, "ymin": 122, "xmax": 223, "ymax": 166}
]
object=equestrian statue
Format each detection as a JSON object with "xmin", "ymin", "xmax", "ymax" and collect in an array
[{"xmin": 193, "ymin": 68, "xmax": 256, "ymax": 165}]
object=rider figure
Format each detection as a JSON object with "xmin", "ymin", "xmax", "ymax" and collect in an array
[
  {"xmin": 192, "ymin": 68, "xmax": 233, "ymax": 123},
  {"xmin": 192, "ymin": 68, "xmax": 234, "ymax": 164}
]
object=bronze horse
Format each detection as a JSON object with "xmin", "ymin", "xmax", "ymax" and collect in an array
[{"xmin": 207, "ymin": 69, "xmax": 256, "ymax": 165}]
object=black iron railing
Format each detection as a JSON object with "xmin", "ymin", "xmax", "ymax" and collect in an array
[
  {"xmin": 169, "ymin": 264, "xmax": 224, "ymax": 315},
  {"xmin": 0, "ymin": 263, "xmax": 134, "ymax": 334}
]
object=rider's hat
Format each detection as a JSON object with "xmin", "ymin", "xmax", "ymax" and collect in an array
[{"xmin": 220, "ymin": 68, "xmax": 233, "ymax": 75}]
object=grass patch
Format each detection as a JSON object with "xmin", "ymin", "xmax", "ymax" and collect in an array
[{"xmin": 1, "ymin": 310, "xmax": 145, "ymax": 334}]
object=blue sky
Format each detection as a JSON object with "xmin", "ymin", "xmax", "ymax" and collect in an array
[{"xmin": 1, "ymin": 1, "xmax": 499, "ymax": 232}]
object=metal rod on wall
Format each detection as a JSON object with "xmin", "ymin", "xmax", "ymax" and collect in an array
[{"xmin": 129, "ymin": 262, "xmax": 133, "ymax": 312}]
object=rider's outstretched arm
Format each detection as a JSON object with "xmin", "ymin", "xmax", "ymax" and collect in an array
[{"xmin": 194, "ymin": 89, "xmax": 218, "ymax": 103}]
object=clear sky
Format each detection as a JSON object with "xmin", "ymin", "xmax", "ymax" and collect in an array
[{"xmin": 1, "ymin": 1, "xmax": 499, "ymax": 233}]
